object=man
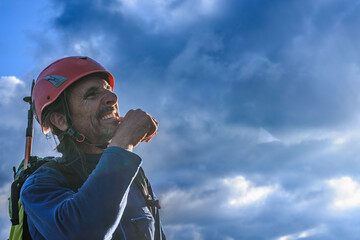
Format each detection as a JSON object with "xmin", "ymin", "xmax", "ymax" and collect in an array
[{"xmin": 20, "ymin": 56, "xmax": 165, "ymax": 239}]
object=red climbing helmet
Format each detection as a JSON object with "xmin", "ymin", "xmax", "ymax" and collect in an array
[{"xmin": 32, "ymin": 56, "xmax": 114, "ymax": 131}]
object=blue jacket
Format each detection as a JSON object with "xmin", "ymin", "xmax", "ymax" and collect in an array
[{"xmin": 20, "ymin": 147, "xmax": 166, "ymax": 240}]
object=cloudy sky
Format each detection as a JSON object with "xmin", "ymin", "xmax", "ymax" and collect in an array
[{"xmin": 2, "ymin": 0, "xmax": 360, "ymax": 239}]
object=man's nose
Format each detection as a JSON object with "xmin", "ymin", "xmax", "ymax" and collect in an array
[{"xmin": 103, "ymin": 90, "xmax": 118, "ymax": 106}]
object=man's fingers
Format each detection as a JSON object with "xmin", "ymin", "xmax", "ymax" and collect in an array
[
  {"xmin": 151, "ymin": 116, "xmax": 159, "ymax": 127},
  {"xmin": 141, "ymin": 115, "xmax": 158, "ymax": 143},
  {"xmin": 115, "ymin": 109, "xmax": 158, "ymax": 145},
  {"xmin": 117, "ymin": 116, "xmax": 124, "ymax": 123},
  {"xmin": 149, "ymin": 116, "xmax": 158, "ymax": 135},
  {"xmin": 143, "ymin": 130, "xmax": 156, "ymax": 142}
]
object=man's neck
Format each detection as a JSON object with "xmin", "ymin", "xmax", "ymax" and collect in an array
[{"xmin": 80, "ymin": 143, "xmax": 105, "ymax": 154}]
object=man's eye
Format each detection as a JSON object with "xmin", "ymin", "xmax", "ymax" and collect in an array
[{"xmin": 85, "ymin": 91, "xmax": 97, "ymax": 99}]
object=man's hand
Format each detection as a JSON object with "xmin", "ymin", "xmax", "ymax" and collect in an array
[{"xmin": 109, "ymin": 109, "xmax": 158, "ymax": 151}]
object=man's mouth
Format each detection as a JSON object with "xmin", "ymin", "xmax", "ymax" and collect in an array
[
  {"xmin": 101, "ymin": 112, "xmax": 117, "ymax": 120},
  {"xmin": 98, "ymin": 106, "xmax": 120, "ymax": 121}
]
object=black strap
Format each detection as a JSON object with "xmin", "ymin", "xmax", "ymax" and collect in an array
[
  {"xmin": 135, "ymin": 169, "xmax": 165, "ymax": 240},
  {"xmin": 22, "ymin": 210, "xmax": 31, "ymax": 240},
  {"xmin": 134, "ymin": 167, "xmax": 161, "ymax": 217},
  {"xmin": 10, "ymin": 180, "xmax": 21, "ymax": 225},
  {"xmin": 135, "ymin": 168, "xmax": 165, "ymax": 240}
]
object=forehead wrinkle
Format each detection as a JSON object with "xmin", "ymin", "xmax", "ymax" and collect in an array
[{"xmin": 71, "ymin": 79, "xmax": 108, "ymax": 97}]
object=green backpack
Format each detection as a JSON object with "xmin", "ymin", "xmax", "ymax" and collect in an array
[{"xmin": 8, "ymin": 156, "xmax": 83, "ymax": 240}]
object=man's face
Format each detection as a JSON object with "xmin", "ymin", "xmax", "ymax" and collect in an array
[{"xmin": 67, "ymin": 75, "xmax": 120, "ymax": 147}]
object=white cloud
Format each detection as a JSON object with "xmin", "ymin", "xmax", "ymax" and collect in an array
[
  {"xmin": 112, "ymin": 0, "xmax": 223, "ymax": 33},
  {"xmin": 71, "ymin": 35, "xmax": 115, "ymax": 67},
  {"xmin": 275, "ymin": 225, "xmax": 327, "ymax": 240},
  {"xmin": 160, "ymin": 175, "xmax": 277, "ymax": 221},
  {"xmin": 328, "ymin": 176, "xmax": 360, "ymax": 210},
  {"xmin": 164, "ymin": 224, "xmax": 204, "ymax": 240},
  {"xmin": 0, "ymin": 182, "xmax": 11, "ymax": 217},
  {"xmin": 223, "ymin": 176, "xmax": 276, "ymax": 207},
  {"xmin": 73, "ymin": 36, "xmax": 103, "ymax": 55},
  {"xmin": 268, "ymin": 121, "xmax": 360, "ymax": 146},
  {"xmin": 0, "ymin": 76, "xmax": 25, "ymax": 105},
  {"xmin": 0, "ymin": 183, "xmax": 12, "ymax": 240}
]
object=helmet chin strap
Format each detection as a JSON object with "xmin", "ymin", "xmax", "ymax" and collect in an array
[
  {"xmin": 62, "ymin": 126, "xmax": 108, "ymax": 150},
  {"xmin": 60, "ymin": 91, "xmax": 108, "ymax": 150}
]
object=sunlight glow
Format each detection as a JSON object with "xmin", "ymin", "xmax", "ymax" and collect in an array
[
  {"xmin": 223, "ymin": 176, "xmax": 275, "ymax": 206},
  {"xmin": 276, "ymin": 225, "xmax": 326, "ymax": 240}
]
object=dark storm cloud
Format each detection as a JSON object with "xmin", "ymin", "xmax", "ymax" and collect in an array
[{"xmin": 36, "ymin": 0, "xmax": 360, "ymax": 133}]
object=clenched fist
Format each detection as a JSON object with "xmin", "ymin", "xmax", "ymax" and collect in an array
[{"xmin": 109, "ymin": 109, "xmax": 158, "ymax": 151}]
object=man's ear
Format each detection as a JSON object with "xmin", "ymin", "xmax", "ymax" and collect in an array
[{"xmin": 50, "ymin": 112, "xmax": 68, "ymax": 132}]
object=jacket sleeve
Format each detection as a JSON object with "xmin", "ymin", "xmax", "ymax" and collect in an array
[{"xmin": 20, "ymin": 147, "xmax": 142, "ymax": 240}]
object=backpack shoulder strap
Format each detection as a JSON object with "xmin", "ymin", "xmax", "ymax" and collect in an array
[
  {"xmin": 134, "ymin": 167, "xmax": 161, "ymax": 217},
  {"xmin": 10, "ymin": 156, "xmax": 48, "ymax": 227}
]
